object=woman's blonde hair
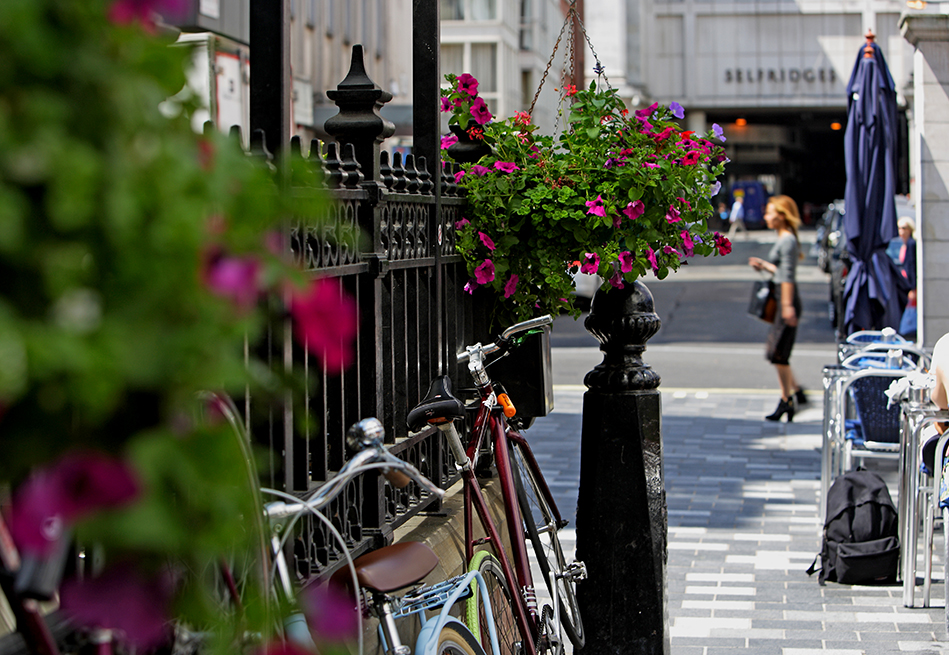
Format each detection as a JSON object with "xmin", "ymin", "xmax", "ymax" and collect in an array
[
  {"xmin": 898, "ymin": 216, "xmax": 916, "ymax": 235},
  {"xmin": 767, "ymin": 195, "xmax": 804, "ymax": 259}
]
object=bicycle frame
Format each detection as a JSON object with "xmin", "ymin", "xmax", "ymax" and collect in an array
[{"xmin": 451, "ymin": 377, "xmax": 566, "ymax": 655}]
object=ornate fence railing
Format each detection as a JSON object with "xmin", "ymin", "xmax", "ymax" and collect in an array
[{"xmin": 246, "ymin": 47, "xmax": 482, "ymax": 581}]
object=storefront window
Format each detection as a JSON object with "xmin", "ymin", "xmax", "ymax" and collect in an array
[{"xmin": 471, "ymin": 43, "xmax": 497, "ymax": 92}]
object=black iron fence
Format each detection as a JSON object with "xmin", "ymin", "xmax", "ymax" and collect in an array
[{"xmin": 246, "ymin": 47, "xmax": 481, "ymax": 581}]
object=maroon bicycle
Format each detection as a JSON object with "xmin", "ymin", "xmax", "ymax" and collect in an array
[{"xmin": 409, "ymin": 315, "xmax": 585, "ymax": 655}]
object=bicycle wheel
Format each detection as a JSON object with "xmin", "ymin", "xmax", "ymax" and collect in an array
[
  {"xmin": 464, "ymin": 551, "xmax": 520, "ymax": 655},
  {"xmin": 509, "ymin": 440, "xmax": 585, "ymax": 648},
  {"xmin": 435, "ymin": 622, "xmax": 487, "ymax": 655}
]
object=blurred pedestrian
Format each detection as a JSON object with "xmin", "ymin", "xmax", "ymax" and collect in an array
[
  {"xmin": 897, "ymin": 216, "xmax": 917, "ymax": 339},
  {"xmin": 748, "ymin": 195, "xmax": 806, "ymax": 421},
  {"xmin": 727, "ymin": 194, "xmax": 747, "ymax": 239},
  {"xmin": 717, "ymin": 201, "xmax": 730, "ymax": 231}
]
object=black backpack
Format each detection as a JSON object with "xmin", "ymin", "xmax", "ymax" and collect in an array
[{"xmin": 808, "ymin": 469, "xmax": 900, "ymax": 585}]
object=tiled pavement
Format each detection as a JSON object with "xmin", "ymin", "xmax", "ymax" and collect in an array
[{"xmin": 524, "ymin": 385, "xmax": 949, "ymax": 654}]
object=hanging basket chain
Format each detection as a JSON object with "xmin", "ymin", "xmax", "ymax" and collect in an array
[
  {"xmin": 527, "ymin": 4, "xmax": 574, "ymax": 117},
  {"xmin": 575, "ymin": 12, "xmax": 610, "ymax": 89}
]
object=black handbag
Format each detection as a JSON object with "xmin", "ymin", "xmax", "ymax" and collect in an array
[{"xmin": 748, "ymin": 278, "xmax": 777, "ymax": 323}]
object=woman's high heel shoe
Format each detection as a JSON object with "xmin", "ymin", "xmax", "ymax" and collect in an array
[
  {"xmin": 795, "ymin": 387, "xmax": 808, "ymax": 406},
  {"xmin": 765, "ymin": 398, "xmax": 795, "ymax": 422}
]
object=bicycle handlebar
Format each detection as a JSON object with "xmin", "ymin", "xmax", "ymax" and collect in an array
[
  {"xmin": 264, "ymin": 418, "xmax": 444, "ymax": 520},
  {"xmin": 456, "ymin": 314, "xmax": 553, "ymax": 365}
]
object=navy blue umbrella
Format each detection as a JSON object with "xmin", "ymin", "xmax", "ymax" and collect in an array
[{"xmin": 842, "ymin": 32, "xmax": 908, "ymax": 335}]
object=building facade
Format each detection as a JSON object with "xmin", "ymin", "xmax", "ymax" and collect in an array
[{"xmin": 587, "ymin": 0, "xmax": 916, "ymax": 209}]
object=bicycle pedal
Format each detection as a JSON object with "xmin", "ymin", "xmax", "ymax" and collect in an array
[{"xmin": 562, "ymin": 560, "xmax": 587, "ymax": 582}]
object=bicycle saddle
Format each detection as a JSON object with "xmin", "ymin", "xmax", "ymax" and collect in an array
[
  {"xmin": 407, "ymin": 375, "xmax": 465, "ymax": 432},
  {"xmin": 333, "ymin": 541, "xmax": 439, "ymax": 593}
]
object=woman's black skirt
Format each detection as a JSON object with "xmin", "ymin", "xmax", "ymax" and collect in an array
[{"xmin": 765, "ymin": 286, "xmax": 802, "ymax": 365}]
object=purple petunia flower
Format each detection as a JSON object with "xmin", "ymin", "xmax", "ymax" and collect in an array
[
  {"xmin": 479, "ymin": 232, "xmax": 496, "ymax": 250},
  {"xmin": 580, "ymin": 252, "xmax": 600, "ymax": 275},
  {"xmin": 475, "ymin": 259, "xmax": 495, "ymax": 284},
  {"xmin": 669, "ymin": 101, "xmax": 685, "ymax": 119},
  {"xmin": 471, "ymin": 164, "xmax": 492, "ymax": 176},
  {"xmin": 457, "ymin": 73, "xmax": 479, "ymax": 96},
  {"xmin": 585, "ymin": 195, "xmax": 607, "ymax": 218},
  {"xmin": 470, "ymin": 97, "xmax": 493, "ymax": 125},
  {"xmin": 441, "ymin": 133, "xmax": 459, "ymax": 149},
  {"xmin": 504, "ymin": 274, "xmax": 518, "ymax": 299},
  {"xmin": 494, "ymin": 161, "xmax": 519, "ymax": 173},
  {"xmin": 618, "ymin": 251, "xmax": 634, "ymax": 273},
  {"xmin": 710, "ymin": 180, "xmax": 722, "ymax": 197},
  {"xmin": 712, "ymin": 123, "xmax": 726, "ymax": 141}
]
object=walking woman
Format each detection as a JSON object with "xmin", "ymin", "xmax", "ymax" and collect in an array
[{"xmin": 748, "ymin": 195, "xmax": 806, "ymax": 422}]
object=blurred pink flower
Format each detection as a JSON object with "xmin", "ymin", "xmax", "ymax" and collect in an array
[
  {"xmin": 634, "ymin": 103, "xmax": 658, "ymax": 119},
  {"xmin": 454, "ymin": 169, "xmax": 466, "ymax": 184},
  {"xmin": 454, "ymin": 218, "xmax": 470, "ymax": 230},
  {"xmin": 504, "ymin": 274, "xmax": 518, "ymax": 299},
  {"xmin": 470, "ymin": 165, "xmax": 491, "ymax": 177},
  {"xmin": 474, "ymin": 260, "xmax": 495, "ymax": 284},
  {"xmin": 60, "ymin": 564, "xmax": 171, "ymax": 651},
  {"xmin": 288, "ymin": 279, "xmax": 358, "ymax": 374},
  {"xmin": 441, "ymin": 133, "xmax": 459, "ymax": 149},
  {"xmin": 202, "ymin": 250, "xmax": 262, "ymax": 313},
  {"xmin": 440, "ymin": 97, "xmax": 453, "ymax": 112},
  {"xmin": 608, "ymin": 271, "xmax": 625, "ymax": 289},
  {"xmin": 714, "ymin": 232, "xmax": 732, "ymax": 256},
  {"xmin": 618, "ymin": 251, "xmax": 634, "ymax": 273},
  {"xmin": 301, "ymin": 582, "xmax": 359, "ymax": 643},
  {"xmin": 8, "ymin": 452, "xmax": 139, "ymax": 555},
  {"xmin": 464, "ymin": 279, "xmax": 479, "ymax": 294},
  {"xmin": 493, "ymin": 161, "xmax": 519, "ymax": 173},
  {"xmin": 665, "ymin": 205, "xmax": 682, "ymax": 224},
  {"xmin": 108, "ymin": 0, "xmax": 189, "ymax": 30}
]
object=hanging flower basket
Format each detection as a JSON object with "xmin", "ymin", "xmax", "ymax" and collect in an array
[{"xmin": 441, "ymin": 72, "xmax": 732, "ymax": 328}]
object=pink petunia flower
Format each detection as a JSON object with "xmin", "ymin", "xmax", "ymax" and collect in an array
[
  {"xmin": 622, "ymin": 200, "xmax": 645, "ymax": 222},
  {"xmin": 61, "ymin": 564, "xmax": 172, "ymax": 651},
  {"xmin": 585, "ymin": 195, "xmax": 607, "ymax": 218},
  {"xmin": 441, "ymin": 133, "xmax": 459, "ymax": 149},
  {"xmin": 653, "ymin": 126, "xmax": 676, "ymax": 142},
  {"xmin": 681, "ymin": 151, "xmax": 700, "ymax": 165},
  {"xmin": 440, "ymin": 97, "xmax": 453, "ymax": 112},
  {"xmin": 470, "ymin": 97, "xmax": 493, "ymax": 125},
  {"xmin": 504, "ymin": 274, "xmax": 518, "ymax": 299},
  {"xmin": 681, "ymin": 230, "xmax": 695, "ymax": 257},
  {"xmin": 662, "ymin": 245, "xmax": 679, "ymax": 258},
  {"xmin": 494, "ymin": 161, "xmax": 520, "ymax": 173},
  {"xmin": 479, "ymin": 232, "xmax": 496, "ymax": 250},
  {"xmin": 108, "ymin": 0, "xmax": 188, "ymax": 30},
  {"xmin": 618, "ymin": 251, "xmax": 634, "ymax": 273},
  {"xmin": 665, "ymin": 205, "xmax": 682, "ymax": 223},
  {"xmin": 288, "ymin": 278, "xmax": 358, "ymax": 374},
  {"xmin": 475, "ymin": 259, "xmax": 495, "ymax": 284},
  {"xmin": 8, "ymin": 452, "xmax": 140, "ymax": 555},
  {"xmin": 301, "ymin": 582, "xmax": 360, "ymax": 643},
  {"xmin": 464, "ymin": 279, "xmax": 479, "ymax": 294},
  {"xmin": 643, "ymin": 162, "xmax": 659, "ymax": 169},
  {"xmin": 455, "ymin": 218, "xmax": 470, "ymax": 230},
  {"xmin": 714, "ymin": 232, "xmax": 732, "ymax": 256},
  {"xmin": 646, "ymin": 247, "xmax": 659, "ymax": 272},
  {"xmin": 608, "ymin": 271, "xmax": 625, "ymax": 289},
  {"xmin": 580, "ymin": 252, "xmax": 600, "ymax": 275},
  {"xmin": 454, "ymin": 169, "xmax": 466, "ymax": 184},
  {"xmin": 202, "ymin": 250, "xmax": 262, "ymax": 313},
  {"xmin": 457, "ymin": 73, "xmax": 479, "ymax": 96}
]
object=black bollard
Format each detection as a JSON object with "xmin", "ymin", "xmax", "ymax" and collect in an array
[{"xmin": 576, "ymin": 279, "xmax": 669, "ymax": 655}]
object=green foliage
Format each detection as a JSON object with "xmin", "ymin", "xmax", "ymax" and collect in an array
[
  {"xmin": 444, "ymin": 76, "xmax": 730, "ymax": 327},
  {"xmin": 0, "ymin": 0, "xmax": 328, "ymax": 649}
]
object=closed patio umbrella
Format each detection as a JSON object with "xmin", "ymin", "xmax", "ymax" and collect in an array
[{"xmin": 842, "ymin": 31, "xmax": 908, "ymax": 336}]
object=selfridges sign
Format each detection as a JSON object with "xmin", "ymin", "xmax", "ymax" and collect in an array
[{"xmin": 724, "ymin": 67, "xmax": 837, "ymax": 84}]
